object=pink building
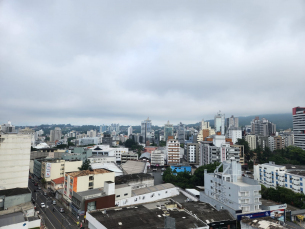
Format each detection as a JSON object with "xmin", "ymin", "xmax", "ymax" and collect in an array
[{"xmin": 144, "ymin": 146, "xmax": 158, "ymax": 154}]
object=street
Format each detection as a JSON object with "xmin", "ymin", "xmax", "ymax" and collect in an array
[{"xmin": 28, "ymin": 178, "xmax": 79, "ymax": 229}]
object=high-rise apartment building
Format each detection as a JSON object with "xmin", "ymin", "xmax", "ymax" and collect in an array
[
  {"xmin": 50, "ymin": 127, "xmax": 62, "ymax": 142},
  {"xmin": 109, "ymin": 124, "xmax": 120, "ymax": 132},
  {"xmin": 251, "ymin": 117, "xmax": 276, "ymax": 136},
  {"xmin": 245, "ymin": 134, "xmax": 257, "ymax": 150},
  {"xmin": 141, "ymin": 118, "xmax": 152, "ymax": 143},
  {"xmin": 87, "ymin": 130, "xmax": 97, "ymax": 138},
  {"xmin": 186, "ymin": 143, "xmax": 199, "ymax": 165},
  {"xmin": 166, "ymin": 138, "xmax": 180, "ymax": 165},
  {"xmin": 0, "ymin": 133, "xmax": 31, "ymax": 189},
  {"xmin": 214, "ymin": 111, "xmax": 225, "ymax": 135},
  {"xmin": 292, "ymin": 107, "xmax": 305, "ymax": 150},
  {"xmin": 227, "ymin": 127, "xmax": 242, "ymax": 144},
  {"xmin": 127, "ymin": 126, "xmax": 133, "ymax": 136},
  {"xmin": 226, "ymin": 115, "xmax": 239, "ymax": 130},
  {"xmin": 1, "ymin": 121, "xmax": 15, "ymax": 133},
  {"xmin": 177, "ymin": 122, "xmax": 185, "ymax": 143},
  {"xmin": 164, "ymin": 121, "xmax": 173, "ymax": 141},
  {"xmin": 100, "ymin": 125, "xmax": 108, "ymax": 133}
]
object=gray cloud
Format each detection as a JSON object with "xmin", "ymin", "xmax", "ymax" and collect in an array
[{"xmin": 1, "ymin": 0, "xmax": 305, "ymax": 126}]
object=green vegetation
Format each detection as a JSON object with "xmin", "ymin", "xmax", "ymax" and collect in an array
[
  {"xmin": 124, "ymin": 139, "xmax": 144, "ymax": 156},
  {"xmin": 162, "ymin": 162, "xmax": 222, "ymax": 189},
  {"xmin": 55, "ymin": 144, "xmax": 68, "ymax": 149},
  {"xmin": 261, "ymin": 185, "xmax": 305, "ymax": 209},
  {"xmin": 256, "ymin": 146, "xmax": 305, "ymax": 165},
  {"xmin": 180, "ymin": 143, "xmax": 184, "ymax": 148},
  {"xmin": 159, "ymin": 140, "xmax": 166, "ymax": 147},
  {"xmin": 78, "ymin": 159, "xmax": 91, "ymax": 171}
]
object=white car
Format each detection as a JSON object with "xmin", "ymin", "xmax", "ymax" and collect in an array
[{"xmin": 41, "ymin": 203, "xmax": 45, "ymax": 208}]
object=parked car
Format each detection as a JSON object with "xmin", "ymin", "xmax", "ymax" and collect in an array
[
  {"xmin": 161, "ymin": 172, "xmax": 164, "ymax": 176},
  {"xmin": 152, "ymin": 168, "xmax": 157, "ymax": 172},
  {"xmin": 34, "ymin": 183, "xmax": 38, "ymax": 186},
  {"xmin": 43, "ymin": 191, "xmax": 47, "ymax": 196},
  {"xmin": 41, "ymin": 203, "xmax": 45, "ymax": 208},
  {"xmin": 52, "ymin": 200, "xmax": 56, "ymax": 205},
  {"xmin": 38, "ymin": 186, "xmax": 41, "ymax": 190},
  {"xmin": 31, "ymin": 180, "xmax": 35, "ymax": 183},
  {"xmin": 59, "ymin": 208, "xmax": 65, "ymax": 213},
  {"xmin": 161, "ymin": 168, "xmax": 166, "ymax": 171},
  {"xmin": 31, "ymin": 198, "xmax": 35, "ymax": 204}
]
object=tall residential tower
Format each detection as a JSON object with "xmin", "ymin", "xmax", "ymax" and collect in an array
[{"xmin": 293, "ymin": 107, "xmax": 305, "ymax": 150}]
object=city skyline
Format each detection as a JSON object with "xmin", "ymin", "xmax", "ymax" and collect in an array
[{"xmin": 1, "ymin": 1, "xmax": 305, "ymax": 126}]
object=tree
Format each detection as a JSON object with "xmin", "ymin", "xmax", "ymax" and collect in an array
[
  {"xmin": 191, "ymin": 162, "xmax": 223, "ymax": 187},
  {"xmin": 78, "ymin": 159, "xmax": 91, "ymax": 171},
  {"xmin": 159, "ymin": 140, "xmax": 166, "ymax": 147},
  {"xmin": 237, "ymin": 139, "xmax": 252, "ymax": 162},
  {"xmin": 56, "ymin": 144, "xmax": 68, "ymax": 149}
]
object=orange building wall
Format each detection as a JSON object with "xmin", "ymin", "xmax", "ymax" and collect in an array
[{"xmin": 73, "ymin": 177, "xmax": 78, "ymax": 192}]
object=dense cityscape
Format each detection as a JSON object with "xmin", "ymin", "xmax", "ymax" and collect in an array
[
  {"xmin": 1, "ymin": 1, "xmax": 305, "ymax": 229},
  {"xmin": 0, "ymin": 108, "xmax": 305, "ymax": 228}
]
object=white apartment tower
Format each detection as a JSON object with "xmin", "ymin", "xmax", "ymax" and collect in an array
[
  {"xmin": 292, "ymin": 107, "xmax": 305, "ymax": 150},
  {"xmin": 200, "ymin": 159, "xmax": 262, "ymax": 217},
  {"xmin": 214, "ymin": 111, "xmax": 225, "ymax": 135},
  {"xmin": 245, "ymin": 134, "xmax": 257, "ymax": 150},
  {"xmin": 0, "ymin": 133, "xmax": 31, "ymax": 189},
  {"xmin": 128, "ymin": 126, "xmax": 133, "ymax": 136}
]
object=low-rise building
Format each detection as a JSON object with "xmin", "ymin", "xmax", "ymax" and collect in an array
[
  {"xmin": 61, "ymin": 147, "xmax": 92, "ymax": 161},
  {"xmin": 151, "ymin": 150, "xmax": 164, "ymax": 166},
  {"xmin": 71, "ymin": 181, "xmax": 116, "ymax": 216},
  {"xmin": 86, "ymin": 200, "xmax": 208, "ymax": 229},
  {"xmin": 63, "ymin": 169, "xmax": 115, "ymax": 204},
  {"xmin": 115, "ymin": 173, "xmax": 154, "ymax": 190},
  {"xmin": 121, "ymin": 152, "xmax": 138, "ymax": 163},
  {"xmin": 254, "ymin": 162, "xmax": 305, "ymax": 193},
  {"xmin": 50, "ymin": 177, "xmax": 64, "ymax": 192},
  {"xmin": 88, "ymin": 155, "xmax": 116, "ymax": 164},
  {"xmin": 40, "ymin": 159, "xmax": 83, "ymax": 184}
]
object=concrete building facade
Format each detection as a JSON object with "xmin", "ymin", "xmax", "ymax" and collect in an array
[
  {"xmin": 0, "ymin": 134, "xmax": 31, "ymax": 189},
  {"xmin": 292, "ymin": 107, "xmax": 305, "ymax": 150}
]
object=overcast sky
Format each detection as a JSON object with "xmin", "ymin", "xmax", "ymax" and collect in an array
[{"xmin": 1, "ymin": 1, "xmax": 305, "ymax": 126}]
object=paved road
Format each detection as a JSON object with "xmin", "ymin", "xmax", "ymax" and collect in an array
[
  {"xmin": 147, "ymin": 167, "xmax": 165, "ymax": 185},
  {"xmin": 28, "ymin": 179, "xmax": 79, "ymax": 229}
]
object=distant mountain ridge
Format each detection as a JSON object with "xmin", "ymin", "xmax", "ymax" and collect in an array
[{"xmin": 188, "ymin": 113, "xmax": 293, "ymax": 131}]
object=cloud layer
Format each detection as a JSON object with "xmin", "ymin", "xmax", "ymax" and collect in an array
[{"xmin": 1, "ymin": 0, "xmax": 305, "ymax": 126}]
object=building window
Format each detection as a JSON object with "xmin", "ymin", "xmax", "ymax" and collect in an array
[
  {"xmin": 116, "ymin": 195, "xmax": 120, "ymax": 198},
  {"xmin": 124, "ymin": 193, "xmax": 128, "ymax": 196},
  {"xmin": 89, "ymin": 176, "xmax": 94, "ymax": 181}
]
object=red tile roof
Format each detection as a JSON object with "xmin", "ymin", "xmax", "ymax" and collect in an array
[{"xmin": 51, "ymin": 177, "xmax": 65, "ymax": 184}]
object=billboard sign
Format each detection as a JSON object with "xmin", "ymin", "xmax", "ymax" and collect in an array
[
  {"xmin": 237, "ymin": 211, "xmax": 271, "ymax": 221},
  {"xmin": 45, "ymin": 163, "xmax": 51, "ymax": 178}
]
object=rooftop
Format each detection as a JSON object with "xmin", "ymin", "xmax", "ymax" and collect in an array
[
  {"xmin": 51, "ymin": 177, "xmax": 65, "ymax": 184},
  {"xmin": 0, "ymin": 188, "xmax": 31, "ymax": 197},
  {"xmin": 0, "ymin": 211, "xmax": 25, "ymax": 227},
  {"xmin": 91, "ymin": 163, "xmax": 123, "ymax": 174},
  {"xmin": 287, "ymin": 171, "xmax": 305, "ymax": 176},
  {"xmin": 181, "ymin": 202, "xmax": 235, "ymax": 225},
  {"xmin": 75, "ymin": 188, "xmax": 105, "ymax": 198},
  {"xmin": 115, "ymin": 173, "xmax": 153, "ymax": 185},
  {"xmin": 131, "ymin": 183, "xmax": 175, "ymax": 196},
  {"xmin": 89, "ymin": 203, "xmax": 207, "ymax": 229},
  {"xmin": 283, "ymin": 164, "xmax": 305, "ymax": 170},
  {"xmin": 241, "ymin": 217, "xmax": 286, "ymax": 229},
  {"xmin": 121, "ymin": 161, "xmax": 146, "ymax": 174},
  {"xmin": 66, "ymin": 169, "xmax": 112, "ymax": 177}
]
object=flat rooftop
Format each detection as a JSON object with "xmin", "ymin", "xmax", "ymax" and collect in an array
[
  {"xmin": 75, "ymin": 188, "xmax": 105, "ymax": 198},
  {"xmin": 131, "ymin": 183, "xmax": 175, "ymax": 196},
  {"xmin": 260, "ymin": 199, "xmax": 282, "ymax": 207},
  {"xmin": 0, "ymin": 188, "xmax": 31, "ymax": 197},
  {"xmin": 0, "ymin": 211, "xmax": 25, "ymax": 227},
  {"xmin": 115, "ymin": 173, "xmax": 153, "ymax": 184},
  {"xmin": 182, "ymin": 202, "xmax": 235, "ymax": 224},
  {"xmin": 283, "ymin": 164, "xmax": 305, "ymax": 170},
  {"xmin": 287, "ymin": 170, "xmax": 305, "ymax": 176},
  {"xmin": 66, "ymin": 169, "xmax": 112, "ymax": 177},
  {"xmin": 121, "ymin": 161, "xmax": 146, "ymax": 174},
  {"xmin": 89, "ymin": 204, "xmax": 207, "ymax": 229}
]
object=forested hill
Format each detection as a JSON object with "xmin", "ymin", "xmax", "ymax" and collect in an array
[{"xmin": 188, "ymin": 113, "xmax": 293, "ymax": 131}]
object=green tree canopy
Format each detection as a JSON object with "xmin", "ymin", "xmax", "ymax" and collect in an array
[{"xmin": 78, "ymin": 159, "xmax": 91, "ymax": 171}]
